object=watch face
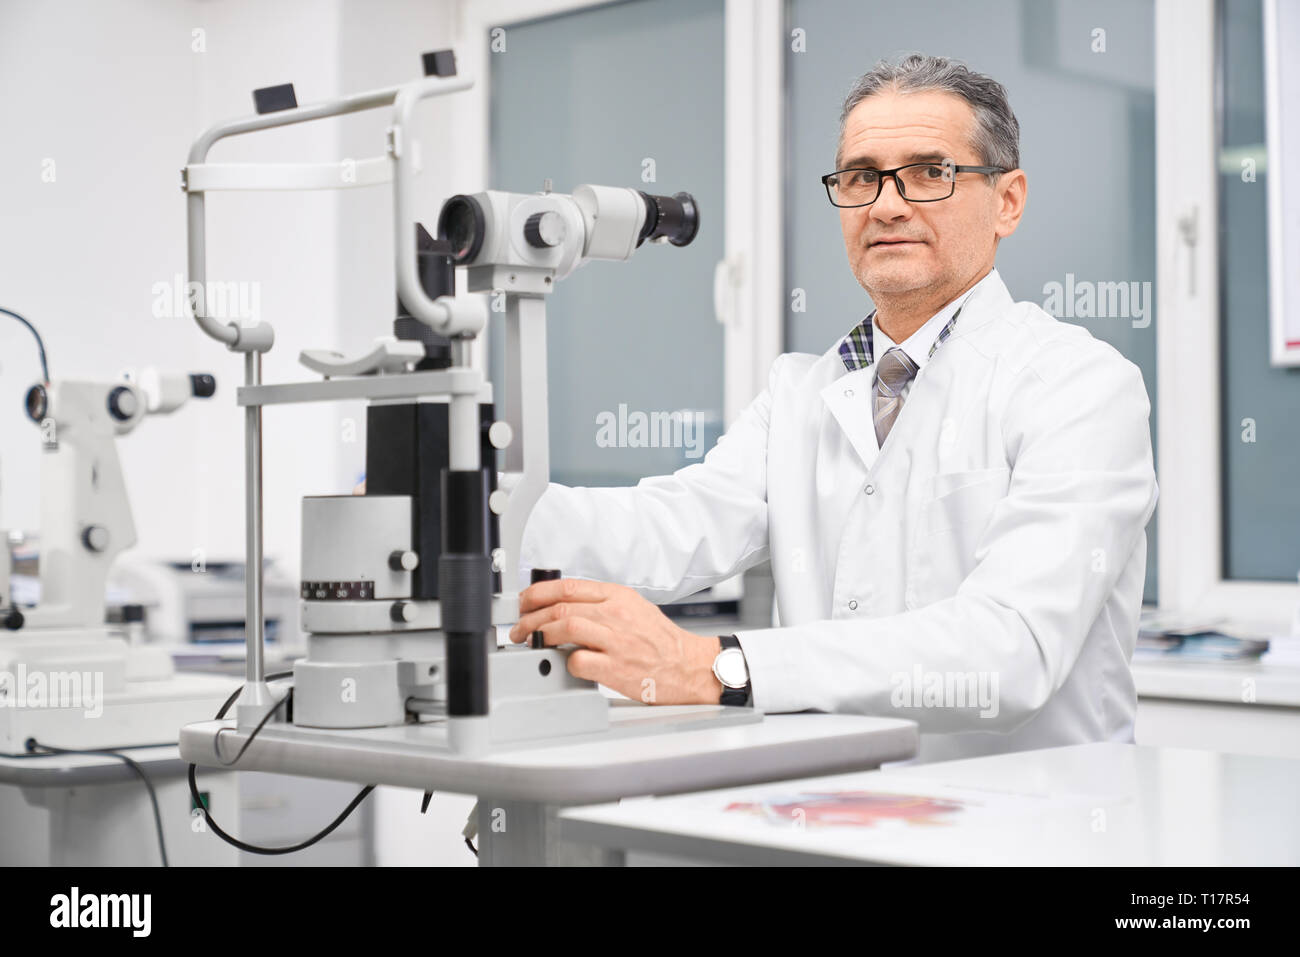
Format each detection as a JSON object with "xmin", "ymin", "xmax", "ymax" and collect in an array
[{"xmin": 714, "ymin": 648, "xmax": 749, "ymax": 689}]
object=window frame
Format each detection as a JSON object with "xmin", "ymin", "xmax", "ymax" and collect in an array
[{"xmin": 1155, "ymin": 0, "xmax": 1295, "ymax": 630}]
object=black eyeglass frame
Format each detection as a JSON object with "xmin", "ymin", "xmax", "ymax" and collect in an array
[{"xmin": 821, "ymin": 163, "xmax": 1007, "ymax": 208}]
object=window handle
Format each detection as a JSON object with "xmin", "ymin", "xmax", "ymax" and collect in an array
[
  {"xmin": 714, "ymin": 255, "xmax": 744, "ymax": 326},
  {"xmin": 1177, "ymin": 205, "xmax": 1199, "ymax": 297}
]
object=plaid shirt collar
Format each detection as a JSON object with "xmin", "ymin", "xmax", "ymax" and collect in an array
[{"xmin": 838, "ymin": 293, "xmax": 971, "ymax": 373}]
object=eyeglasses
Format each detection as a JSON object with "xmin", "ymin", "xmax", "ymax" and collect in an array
[{"xmin": 821, "ymin": 162, "xmax": 1006, "ymax": 208}]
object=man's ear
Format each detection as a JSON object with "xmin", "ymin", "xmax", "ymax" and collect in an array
[{"xmin": 993, "ymin": 169, "xmax": 1027, "ymax": 240}]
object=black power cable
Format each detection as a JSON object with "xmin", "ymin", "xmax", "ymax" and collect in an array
[
  {"xmin": 0, "ymin": 306, "xmax": 51, "ymax": 382},
  {"xmin": 24, "ymin": 739, "xmax": 169, "ymax": 867},
  {"xmin": 188, "ymin": 672, "xmax": 376, "ymax": 856}
]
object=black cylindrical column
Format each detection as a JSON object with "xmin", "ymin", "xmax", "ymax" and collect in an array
[
  {"xmin": 395, "ymin": 224, "xmax": 455, "ymax": 370},
  {"xmin": 529, "ymin": 568, "xmax": 561, "ymax": 649},
  {"xmin": 440, "ymin": 468, "xmax": 492, "ymax": 717}
]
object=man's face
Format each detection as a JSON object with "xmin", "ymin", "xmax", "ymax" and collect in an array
[{"xmin": 835, "ymin": 89, "xmax": 1005, "ymax": 297}]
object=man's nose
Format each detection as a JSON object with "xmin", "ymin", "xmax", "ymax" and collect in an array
[{"xmin": 869, "ymin": 175, "xmax": 912, "ymax": 221}]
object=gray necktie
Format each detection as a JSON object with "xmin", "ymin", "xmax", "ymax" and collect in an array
[{"xmin": 873, "ymin": 347, "xmax": 919, "ymax": 447}]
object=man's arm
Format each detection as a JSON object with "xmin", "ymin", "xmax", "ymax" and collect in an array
[
  {"xmin": 518, "ymin": 355, "xmax": 787, "ymax": 604},
  {"xmin": 736, "ymin": 340, "xmax": 1158, "ymax": 734}
]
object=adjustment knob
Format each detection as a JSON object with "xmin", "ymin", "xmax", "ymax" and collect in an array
[
  {"xmin": 107, "ymin": 386, "xmax": 138, "ymax": 421},
  {"xmin": 487, "ymin": 420, "xmax": 513, "ymax": 450},
  {"xmin": 523, "ymin": 211, "xmax": 565, "ymax": 248},
  {"xmin": 388, "ymin": 550, "xmax": 420, "ymax": 572},
  {"xmin": 82, "ymin": 525, "xmax": 110, "ymax": 552},
  {"xmin": 390, "ymin": 601, "xmax": 418, "ymax": 623}
]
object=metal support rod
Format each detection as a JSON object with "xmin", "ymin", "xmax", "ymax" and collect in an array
[
  {"xmin": 450, "ymin": 336, "xmax": 473, "ymax": 370},
  {"xmin": 390, "ymin": 78, "xmax": 477, "ymax": 334},
  {"xmin": 245, "ymin": 350, "xmax": 265, "ymax": 682},
  {"xmin": 237, "ymin": 350, "xmax": 274, "ymax": 727},
  {"xmin": 449, "ymin": 391, "xmax": 480, "ymax": 473},
  {"xmin": 499, "ymin": 295, "xmax": 551, "ymax": 595}
]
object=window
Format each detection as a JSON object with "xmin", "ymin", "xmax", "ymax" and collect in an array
[
  {"xmin": 487, "ymin": 0, "xmax": 726, "ymax": 487},
  {"xmin": 1218, "ymin": 0, "xmax": 1300, "ymax": 583}
]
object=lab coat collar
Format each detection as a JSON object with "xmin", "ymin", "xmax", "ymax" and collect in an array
[
  {"xmin": 939, "ymin": 266, "xmax": 1009, "ymax": 342},
  {"xmin": 874, "ymin": 266, "xmax": 1004, "ymax": 365},
  {"xmin": 820, "ymin": 363, "xmax": 883, "ymax": 471},
  {"xmin": 818, "ymin": 267, "xmax": 1014, "ymax": 473}
]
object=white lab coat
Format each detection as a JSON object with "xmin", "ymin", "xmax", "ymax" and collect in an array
[{"xmin": 520, "ymin": 269, "xmax": 1158, "ymax": 762}]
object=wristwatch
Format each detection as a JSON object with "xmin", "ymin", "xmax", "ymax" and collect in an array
[{"xmin": 712, "ymin": 635, "xmax": 752, "ymax": 706}]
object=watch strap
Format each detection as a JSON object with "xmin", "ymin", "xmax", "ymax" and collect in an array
[{"xmin": 717, "ymin": 634, "xmax": 751, "ymax": 707}]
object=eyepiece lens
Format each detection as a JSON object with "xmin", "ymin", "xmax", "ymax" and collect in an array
[
  {"xmin": 24, "ymin": 384, "xmax": 47, "ymax": 422},
  {"xmin": 436, "ymin": 195, "xmax": 486, "ymax": 264},
  {"xmin": 636, "ymin": 191, "xmax": 700, "ymax": 248}
]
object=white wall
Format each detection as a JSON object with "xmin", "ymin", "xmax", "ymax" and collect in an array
[{"xmin": 0, "ymin": 0, "xmax": 462, "ymax": 587}]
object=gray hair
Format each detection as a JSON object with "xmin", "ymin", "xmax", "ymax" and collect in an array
[{"xmin": 837, "ymin": 54, "xmax": 1020, "ymax": 183}]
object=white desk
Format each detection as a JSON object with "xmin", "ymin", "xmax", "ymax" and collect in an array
[
  {"xmin": 559, "ymin": 743, "xmax": 1300, "ymax": 866},
  {"xmin": 180, "ymin": 708, "xmax": 919, "ymax": 865},
  {"xmin": 0, "ymin": 745, "xmax": 236, "ymax": 866},
  {"xmin": 1133, "ymin": 658, "xmax": 1300, "ymax": 759},
  {"xmin": 0, "ymin": 745, "xmax": 377, "ymax": 867}
]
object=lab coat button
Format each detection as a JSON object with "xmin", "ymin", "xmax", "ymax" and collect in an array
[
  {"xmin": 864, "ymin": 484, "xmax": 875, "ymax": 495},
  {"xmin": 844, "ymin": 388, "xmax": 854, "ymax": 398},
  {"xmin": 848, "ymin": 600, "xmax": 858, "ymax": 610}
]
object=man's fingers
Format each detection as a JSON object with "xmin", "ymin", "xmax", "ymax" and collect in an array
[
  {"xmin": 518, "ymin": 577, "xmax": 616, "ymax": 614},
  {"xmin": 566, "ymin": 648, "xmax": 613, "ymax": 685},
  {"xmin": 510, "ymin": 600, "xmax": 583, "ymax": 642},
  {"xmin": 524, "ymin": 613, "xmax": 615, "ymax": 652}
]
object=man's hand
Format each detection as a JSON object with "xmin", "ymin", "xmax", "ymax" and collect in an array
[{"xmin": 508, "ymin": 578, "xmax": 724, "ymax": 706}]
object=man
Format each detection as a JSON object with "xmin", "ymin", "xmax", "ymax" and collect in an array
[{"xmin": 510, "ymin": 54, "xmax": 1157, "ymax": 762}]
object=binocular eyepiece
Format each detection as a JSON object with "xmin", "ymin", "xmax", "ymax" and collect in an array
[
  {"xmin": 435, "ymin": 185, "xmax": 699, "ymax": 275},
  {"xmin": 635, "ymin": 191, "xmax": 699, "ymax": 248}
]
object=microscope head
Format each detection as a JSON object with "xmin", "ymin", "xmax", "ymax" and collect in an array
[
  {"xmin": 436, "ymin": 185, "xmax": 699, "ymax": 294},
  {"xmin": 24, "ymin": 372, "xmax": 216, "ymax": 437},
  {"xmin": 14, "ymin": 371, "xmax": 215, "ymax": 631}
]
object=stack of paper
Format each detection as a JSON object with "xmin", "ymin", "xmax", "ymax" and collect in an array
[{"xmin": 1136, "ymin": 610, "xmax": 1270, "ymax": 661}]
